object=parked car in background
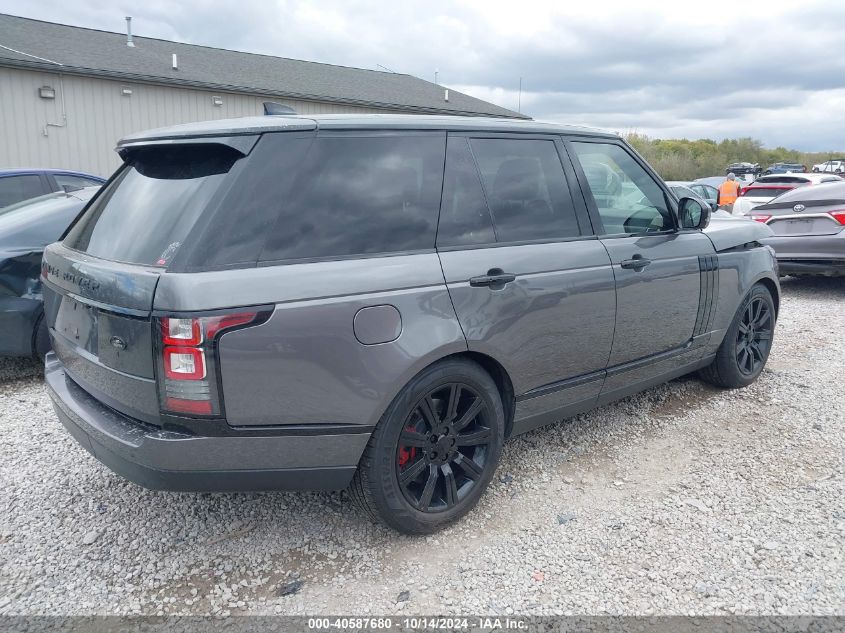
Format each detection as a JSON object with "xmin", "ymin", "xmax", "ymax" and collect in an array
[
  {"xmin": 763, "ymin": 162, "xmax": 807, "ymax": 175},
  {"xmin": 42, "ymin": 114, "xmax": 779, "ymax": 534},
  {"xmin": 726, "ymin": 162, "xmax": 761, "ymax": 178},
  {"xmin": 0, "ymin": 169, "xmax": 105, "ymax": 209},
  {"xmin": 696, "ymin": 174, "xmax": 756, "ymax": 192},
  {"xmin": 0, "ymin": 187, "xmax": 99, "ymax": 359},
  {"xmin": 667, "ymin": 181, "xmax": 719, "ymax": 207},
  {"xmin": 666, "ymin": 182, "xmax": 718, "ymax": 212},
  {"xmin": 732, "ymin": 173, "xmax": 843, "ymax": 217},
  {"xmin": 812, "ymin": 159, "xmax": 845, "ymax": 174},
  {"xmin": 750, "ymin": 181, "xmax": 845, "ymax": 276},
  {"xmin": 688, "ymin": 182, "xmax": 720, "ymax": 207}
]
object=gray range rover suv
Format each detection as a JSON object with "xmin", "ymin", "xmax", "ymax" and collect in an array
[{"xmin": 43, "ymin": 114, "xmax": 780, "ymax": 533}]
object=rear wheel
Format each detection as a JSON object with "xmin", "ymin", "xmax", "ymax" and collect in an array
[
  {"xmin": 699, "ymin": 284, "xmax": 775, "ymax": 388},
  {"xmin": 350, "ymin": 359, "xmax": 504, "ymax": 534}
]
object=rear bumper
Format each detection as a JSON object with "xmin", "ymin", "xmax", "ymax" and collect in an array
[
  {"xmin": 762, "ymin": 233, "xmax": 845, "ymax": 276},
  {"xmin": 45, "ymin": 353, "xmax": 368, "ymax": 491},
  {"xmin": 775, "ymin": 260, "xmax": 845, "ymax": 276}
]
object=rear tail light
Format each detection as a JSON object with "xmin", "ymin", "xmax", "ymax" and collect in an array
[
  {"xmin": 161, "ymin": 317, "xmax": 203, "ymax": 346},
  {"xmin": 828, "ymin": 210, "xmax": 845, "ymax": 226},
  {"xmin": 750, "ymin": 214, "xmax": 772, "ymax": 223},
  {"xmin": 156, "ymin": 310, "xmax": 265, "ymax": 418},
  {"xmin": 163, "ymin": 347, "xmax": 206, "ymax": 380}
]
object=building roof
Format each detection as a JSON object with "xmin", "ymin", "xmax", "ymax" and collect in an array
[
  {"xmin": 0, "ymin": 13, "xmax": 526, "ymax": 119},
  {"xmin": 118, "ymin": 113, "xmax": 613, "ymax": 145}
]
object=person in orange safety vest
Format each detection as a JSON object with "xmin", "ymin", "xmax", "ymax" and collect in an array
[{"xmin": 719, "ymin": 173, "xmax": 741, "ymax": 208}]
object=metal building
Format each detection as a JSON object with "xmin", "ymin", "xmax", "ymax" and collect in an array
[{"xmin": 0, "ymin": 13, "xmax": 524, "ymax": 176}]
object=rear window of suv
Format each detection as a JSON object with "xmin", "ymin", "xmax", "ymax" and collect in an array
[{"xmin": 63, "ymin": 144, "xmax": 241, "ymax": 266}]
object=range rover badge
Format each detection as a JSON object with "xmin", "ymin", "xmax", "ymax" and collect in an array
[{"xmin": 110, "ymin": 336, "xmax": 127, "ymax": 351}]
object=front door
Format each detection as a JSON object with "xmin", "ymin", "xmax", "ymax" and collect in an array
[
  {"xmin": 566, "ymin": 139, "xmax": 716, "ymax": 400},
  {"xmin": 437, "ymin": 133, "xmax": 616, "ymax": 429}
]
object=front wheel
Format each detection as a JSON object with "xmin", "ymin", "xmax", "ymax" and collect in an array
[
  {"xmin": 699, "ymin": 284, "xmax": 776, "ymax": 388},
  {"xmin": 349, "ymin": 359, "xmax": 505, "ymax": 534}
]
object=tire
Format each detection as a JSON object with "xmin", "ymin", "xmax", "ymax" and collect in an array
[
  {"xmin": 699, "ymin": 284, "xmax": 775, "ymax": 389},
  {"xmin": 349, "ymin": 358, "xmax": 505, "ymax": 534},
  {"xmin": 33, "ymin": 314, "xmax": 51, "ymax": 361}
]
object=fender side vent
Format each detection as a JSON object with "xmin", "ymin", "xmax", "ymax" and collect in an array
[{"xmin": 693, "ymin": 255, "xmax": 719, "ymax": 336}]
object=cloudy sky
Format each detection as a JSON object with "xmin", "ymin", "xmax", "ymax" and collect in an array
[{"xmin": 5, "ymin": 0, "xmax": 845, "ymax": 150}]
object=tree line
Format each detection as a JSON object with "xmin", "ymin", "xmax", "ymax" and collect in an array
[{"xmin": 624, "ymin": 134, "xmax": 840, "ymax": 181}]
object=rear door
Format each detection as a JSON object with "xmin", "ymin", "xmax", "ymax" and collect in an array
[
  {"xmin": 565, "ymin": 139, "xmax": 716, "ymax": 400},
  {"xmin": 42, "ymin": 141, "xmax": 249, "ymax": 424},
  {"xmin": 437, "ymin": 133, "xmax": 616, "ymax": 428}
]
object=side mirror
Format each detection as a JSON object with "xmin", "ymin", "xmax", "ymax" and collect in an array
[
  {"xmin": 709, "ymin": 202, "xmax": 718, "ymax": 213},
  {"xmin": 678, "ymin": 196, "xmax": 710, "ymax": 230}
]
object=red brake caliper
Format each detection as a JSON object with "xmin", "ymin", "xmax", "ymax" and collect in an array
[{"xmin": 397, "ymin": 425, "xmax": 418, "ymax": 467}]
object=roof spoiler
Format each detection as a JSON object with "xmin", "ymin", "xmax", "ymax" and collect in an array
[
  {"xmin": 117, "ymin": 135, "xmax": 259, "ymax": 160},
  {"xmin": 263, "ymin": 102, "xmax": 297, "ymax": 115}
]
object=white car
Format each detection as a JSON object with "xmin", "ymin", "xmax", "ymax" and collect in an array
[
  {"xmin": 812, "ymin": 159, "xmax": 845, "ymax": 174},
  {"xmin": 732, "ymin": 172, "xmax": 844, "ymax": 216}
]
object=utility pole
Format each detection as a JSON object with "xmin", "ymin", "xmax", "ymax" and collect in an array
[{"xmin": 518, "ymin": 77, "xmax": 522, "ymax": 113}]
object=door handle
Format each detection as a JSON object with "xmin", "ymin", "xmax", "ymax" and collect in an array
[
  {"xmin": 620, "ymin": 256, "xmax": 652, "ymax": 271},
  {"xmin": 469, "ymin": 268, "xmax": 517, "ymax": 288}
]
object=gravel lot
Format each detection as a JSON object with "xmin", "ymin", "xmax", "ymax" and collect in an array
[{"xmin": 1, "ymin": 277, "xmax": 843, "ymax": 616}]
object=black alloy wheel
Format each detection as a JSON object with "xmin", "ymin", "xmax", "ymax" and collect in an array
[
  {"xmin": 349, "ymin": 358, "xmax": 504, "ymax": 534},
  {"xmin": 699, "ymin": 283, "xmax": 776, "ymax": 389},
  {"xmin": 396, "ymin": 382, "xmax": 494, "ymax": 512},
  {"xmin": 735, "ymin": 295, "xmax": 774, "ymax": 376}
]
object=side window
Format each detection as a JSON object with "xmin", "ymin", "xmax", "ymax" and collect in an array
[
  {"xmin": 0, "ymin": 175, "xmax": 44, "ymax": 207},
  {"xmin": 570, "ymin": 142, "xmax": 672, "ymax": 235},
  {"xmin": 259, "ymin": 135, "xmax": 445, "ymax": 262},
  {"xmin": 469, "ymin": 138, "xmax": 581, "ymax": 242},
  {"xmin": 54, "ymin": 174, "xmax": 102, "ymax": 191},
  {"xmin": 437, "ymin": 137, "xmax": 495, "ymax": 247},
  {"xmin": 691, "ymin": 184, "xmax": 717, "ymax": 203}
]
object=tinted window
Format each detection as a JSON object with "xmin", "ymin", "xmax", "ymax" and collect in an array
[
  {"xmin": 756, "ymin": 176, "xmax": 809, "ymax": 184},
  {"xmin": 181, "ymin": 135, "xmax": 314, "ymax": 269},
  {"xmin": 763, "ymin": 181, "xmax": 845, "ymax": 203},
  {"xmin": 437, "ymin": 137, "xmax": 495, "ymax": 247},
  {"xmin": 690, "ymin": 184, "xmax": 717, "ymax": 203},
  {"xmin": 64, "ymin": 144, "xmax": 241, "ymax": 266},
  {"xmin": 259, "ymin": 135, "xmax": 445, "ymax": 262},
  {"xmin": 0, "ymin": 175, "xmax": 44, "ymax": 207},
  {"xmin": 571, "ymin": 142, "xmax": 672, "ymax": 235},
  {"xmin": 743, "ymin": 187, "xmax": 795, "ymax": 198},
  {"xmin": 54, "ymin": 174, "xmax": 102, "ymax": 191},
  {"xmin": 671, "ymin": 185, "xmax": 697, "ymax": 200},
  {"xmin": 470, "ymin": 138, "xmax": 580, "ymax": 242}
]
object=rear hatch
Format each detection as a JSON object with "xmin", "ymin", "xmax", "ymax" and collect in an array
[
  {"xmin": 43, "ymin": 245, "xmax": 162, "ymax": 423},
  {"xmin": 42, "ymin": 141, "xmax": 249, "ymax": 425},
  {"xmin": 754, "ymin": 198, "xmax": 845, "ymax": 237}
]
